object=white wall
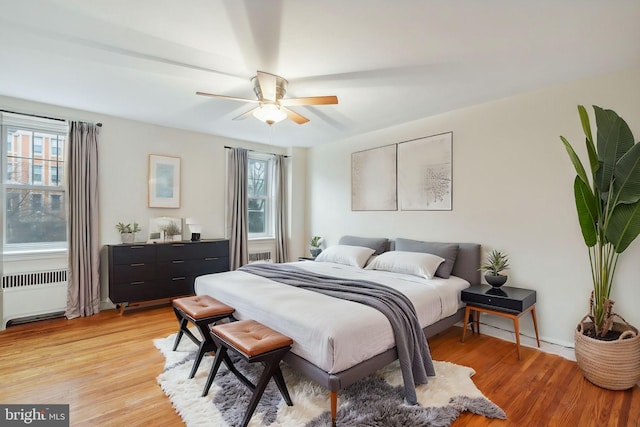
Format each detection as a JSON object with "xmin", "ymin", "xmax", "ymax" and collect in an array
[
  {"xmin": 0, "ymin": 95, "xmax": 306, "ymax": 309},
  {"xmin": 307, "ymin": 66, "xmax": 640, "ymax": 348}
]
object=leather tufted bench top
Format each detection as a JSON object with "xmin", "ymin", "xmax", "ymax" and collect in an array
[
  {"xmin": 211, "ymin": 319, "xmax": 293, "ymax": 357},
  {"xmin": 173, "ymin": 295, "xmax": 234, "ymax": 319}
]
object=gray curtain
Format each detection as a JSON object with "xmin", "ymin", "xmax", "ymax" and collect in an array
[
  {"xmin": 227, "ymin": 147, "xmax": 248, "ymax": 269},
  {"xmin": 65, "ymin": 122, "xmax": 100, "ymax": 319},
  {"xmin": 274, "ymin": 155, "xmax": 289, "ymax": 262}
]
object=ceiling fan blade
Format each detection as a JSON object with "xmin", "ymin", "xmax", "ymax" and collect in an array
[
  {"xmin": 233, "ymin": 107, "xmax": 258, "ymax": 121},
  {"xmin": 283, "ymin": 107, "xmax": 310, "ymax": 124},
  {"xmin": 257, "ymin": 71, "xmax": 277, "ymax": 101},
  {"xmin": 196, "ymin": 91, "xmax": 259, "ymax": 103},
  {"xmin": 280, "ymin": 95, "xmax": 338, "ymax": 107}
]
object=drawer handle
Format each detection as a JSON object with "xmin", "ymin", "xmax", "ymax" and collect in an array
[
  {"xmin": 172, "ymin": 277, "xmax": 186, "ymax": 281},
  {"xmin": 130, "ymin": 281, "xmax": 145, "ymax": 285},
  {"xmin": 172, "ymin": 260, "xmax": 185, "ymax": 264},
  {"xmin": 130, "ymin": 246, "xmax": 145, "ymax": 249},
  {"xmin": 130, "ymin": 263, "xmax": 145, "ymax": 267},
  {"xmin": 172, "ymin": 244, "xmax": 185, "ymax": 247},
  {"xmin": 204, "ymin": 257, "xmax": 219, "ymax": 261}
]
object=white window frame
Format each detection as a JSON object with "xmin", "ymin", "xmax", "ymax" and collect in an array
[
  {"xmin": 49, "ymin": 164, "xmax": 58, "ymax": 185},
  {"xmin": 32, "ymin": 163, "xmax": 43, "ymax": 184},
  {"xmin": 33, "ymin": 134, "xmax": 43, "ymax": 155},
  {"xmin": 50, "ymin": 135, "xmax": 59, "ymax": 157},
  {"xmin": 1, "ymin": 112, "xmax": 69, "ymax": 254},
  {"xmin": 247, "ymin": 152, "xmax": 275, "ymax": 240}
]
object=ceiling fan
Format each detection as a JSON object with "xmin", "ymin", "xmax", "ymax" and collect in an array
[{"xmin": 196, "ymin": 71, "xmax": 338, "ymax": 125}]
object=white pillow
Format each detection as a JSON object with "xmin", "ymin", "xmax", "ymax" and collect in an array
[
  {"xmin": 365, "ymin": 250, "xmax": 445, "ymax": 279},
  {"xmin": 314, "ymin": 245, "xmax": 376, "ymax": 268}
]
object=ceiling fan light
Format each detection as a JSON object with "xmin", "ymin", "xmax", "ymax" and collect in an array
[{"xmin": 253, "ymin": 104, "xmax": 287, "ymax": 125}]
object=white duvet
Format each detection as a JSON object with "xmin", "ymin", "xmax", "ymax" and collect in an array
[{"xmin": 194, "ymin": 261, "xmax": 469, "ymax": 374}]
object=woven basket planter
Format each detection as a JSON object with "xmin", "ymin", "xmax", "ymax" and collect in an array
[{"xmin": 574, "ymin": 314, "xmax": 640, "ymax": 390}]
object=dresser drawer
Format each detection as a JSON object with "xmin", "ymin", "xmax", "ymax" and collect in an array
[
  {"xmin": 157, "ymin": 259, "xmax": 200, "ymax": 278},
  {"xmin": 112, "ymin": 263, "xmax": 156, "ymax": 283},
  {"xmin": 110, "ymin": 245, "xmax": 156, "ymax": 264},
  {"xmin": 192, "ymin": 256, "xmax": 230, "ymax": 276},
  {"xmin": 156, "ymin": 240, "xmax": 229, "ymax": 261},
  {"xmin": 110, "ymin": 280, "xmax": 161, "ymax": 303},
  {"xmin": 157, "ymin": 257, "xmax": 229, "ymax": 278},
  {"xmin": 161, "ymin": 276, "xmax": 194, "ymax": 297}
]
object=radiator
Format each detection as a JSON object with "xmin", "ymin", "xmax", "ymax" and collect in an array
[
  {"xmin": 248, "ymin": 251, "xmax": 273, "ymax": 263},
  {"xmin": 2, "ymin": 269, "xmax": 67, "ymax": 327}
]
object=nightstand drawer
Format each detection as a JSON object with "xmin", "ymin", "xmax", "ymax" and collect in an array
[{"xmin": 462, "ymin": 285, "xmax": 536, "ymax": 313}]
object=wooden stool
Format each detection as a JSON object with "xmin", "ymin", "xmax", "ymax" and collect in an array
[
  {"xmin": 203, "ymin": 319, "xmax": 294, "ymax": 427},
  {"xmin": 172, "ymin": 295, "xmax": 235, "ymax": 379}
]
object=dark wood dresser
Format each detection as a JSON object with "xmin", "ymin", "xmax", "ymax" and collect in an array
[{"xmin": 107, "ymin": 239, "xmax": 229, "ymax": 312}]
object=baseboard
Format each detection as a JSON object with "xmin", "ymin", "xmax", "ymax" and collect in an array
[{"xmin": 457, "ymin": 321, "xmax": 576, "ymax": 361}]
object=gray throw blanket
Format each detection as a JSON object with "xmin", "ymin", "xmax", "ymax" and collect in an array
[{"xmin": 238, "ymin": 263, "xmax": 435, "ymax": 405}]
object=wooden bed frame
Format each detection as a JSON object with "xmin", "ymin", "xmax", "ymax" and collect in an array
[{"xmin": 278, "ymin": 243, "xmax": 481, "ymax": 425}]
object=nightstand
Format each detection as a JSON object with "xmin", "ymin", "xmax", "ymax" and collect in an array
[
  {"xmin": 298, "ymin": 256, "xmax": 316, "ymax": 261},
  {"xmin": 461, "ymin": 284, "xmax": 540, "ymax": 360}
]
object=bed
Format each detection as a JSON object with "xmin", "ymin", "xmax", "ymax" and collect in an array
[{"xmin": 194, "ymin": 237, "xmax": 480, "ymax": 425}]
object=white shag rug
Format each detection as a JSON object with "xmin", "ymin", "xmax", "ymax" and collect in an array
[{"xmin": 154, "ymin": 332, "xmax": 506, "ymax": 426}]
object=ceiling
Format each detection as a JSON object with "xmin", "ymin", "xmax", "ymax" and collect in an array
[{"xmin": 1, "ymin": 1, "xmax": 639, "ymax": 148}]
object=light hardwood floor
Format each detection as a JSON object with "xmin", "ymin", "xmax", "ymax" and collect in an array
[{"xmin": 0, "ymin": 305, "xmax": 638, "ymax": 426}]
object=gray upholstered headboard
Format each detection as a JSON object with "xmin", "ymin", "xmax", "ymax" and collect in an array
[
  {"xmin": 387, "ymin": 239, "xmax": 481, "ymax": 286},
  {"xmin": 450, "ymin": 243, "xmax": 481, "ymax": 286}
]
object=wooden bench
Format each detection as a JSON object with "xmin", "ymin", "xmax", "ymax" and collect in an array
[
  {"xmin": 172, "ymin": 295, "xmax": 235, "ymax": 378},
  {"xmin": 203, "ymin": 319, "xmax": 294, "ymax": 427}
]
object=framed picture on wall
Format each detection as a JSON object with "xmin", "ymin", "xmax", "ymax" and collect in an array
[
  {"xmin": 148, "ymin": 154, "xmax": 181, "ymax": 208},
  {"xmin": 397, "ymin": 132, "xmax": 453, "ymax": 211},
  {"xmin": 351, "ymin": 144, "xmax": 397, "ymax": 211}
]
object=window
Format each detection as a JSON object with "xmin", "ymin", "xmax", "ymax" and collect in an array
[
  {"xmin": 50, "ymin": 193, "xmax": 62, "ymax": 212},
  {"xmin": 31, "ymin": 193, "xmax": 43, "ymax": 211},
  {"xmin": 50, "ymin": 135, "xmax": 62, "ymax": 157},
  {"xmin": 33, "ymin": 164, "xmax": 43, "ymax": 184},
  {"xmin": 49, "ymin": 164, "xmax": 59, "ymax": 185},
  {"xmin": 33, "ymin": 135, "xmax": 43, "ymax": 155},
  {"xmin": 247, "ymin": 153, "xmax": 275, "ymax": 239},
  {"xmin": 6, "ymin": 162, "xmax": 13, "ymax": 181},
  {"xmin": 1, "ymin": 112, "xmax": 68, "ymax": 252}
]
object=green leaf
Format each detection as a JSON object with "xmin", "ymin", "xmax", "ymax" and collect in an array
[
  {"xmin": 613, "ymin": 141, "xmax": 640, "ymax": 205},
  {"xmin": 578, "ymin": 106, "xmax": 599, "ymax": 175},
  {"xmin": 578, "ymin": 105, "xmax": 593, "ymax": 143},
  {"xmin": 561, "ymin": 136, "xmax": 590, "ymax": 186},
  {"xmin": 594, "ymin": 106, "xmax": 634, "ymax": 193},
  {"xmin": 606, "ymin": 200, "xmax": 640, "ymax": 253},
  {"xmin": 574, "ymin": 176, "xmax": 598, "ymax": 247}
]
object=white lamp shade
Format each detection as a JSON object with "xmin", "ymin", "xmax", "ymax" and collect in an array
[
  {"xmin": 253, "ymin": 104, "xmax": 287, "ymax": 125},
  {"xmin": 188, "ymin": 224, "xmax": 203, "ymax": 233}
]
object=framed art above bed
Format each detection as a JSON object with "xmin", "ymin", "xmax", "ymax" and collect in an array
[
  {"xmin": 351, "ymin": 132, "xmax": 453, "ymax": 212},
  {"xmin": 351, "ymin": 144, "xmax": 397, "ymax": 211},
  {"xmin": 398, "ymin": 132, "xmax": 453, "ymax": 211}
]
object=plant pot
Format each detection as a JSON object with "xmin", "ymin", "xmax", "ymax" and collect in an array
[
  {"xmin": 485, "ymin": 273, "xmax": 507, "ymax": 287},
  {"xmin": 121, "ymin": 232, "xmax": 135, "ymax": 244},
  {"xmin": 310, "ymin": 248, "xmax": 322, "ymax": 257},
  {"xmin": 574, "ymin": 314, "xmax": 640, "ymax": 390}
]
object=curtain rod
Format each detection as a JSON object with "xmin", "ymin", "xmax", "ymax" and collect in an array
[
  {"xmin": 224, "ymin": 145, "xmax": 290, "ymax": 158},
  {"xmin": 0, "ymin": 109, "xmax": 102, "ymax": 127}
]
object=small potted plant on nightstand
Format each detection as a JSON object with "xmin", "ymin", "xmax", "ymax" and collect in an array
[
  {"xmin": 310, "ymin": 235, "xmax": 323, "ymax": 257},
  {"xmin": 116, "ymin": 222, "xmax": 141, "ymax": 244},
  {"xmin": 479, "ymin": 249, "xmax": 510, "ymax": 287}
]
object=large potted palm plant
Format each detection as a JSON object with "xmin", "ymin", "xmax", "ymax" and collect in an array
[{"xmin": 561, "ymin": 105, "xmax": 640, "ymax": 390}]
